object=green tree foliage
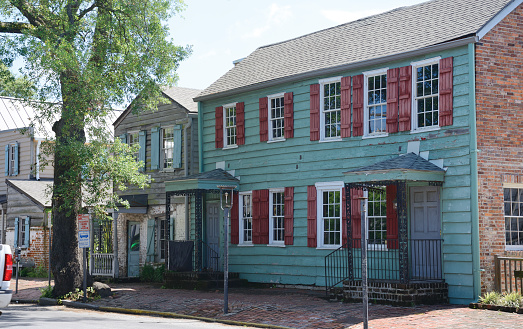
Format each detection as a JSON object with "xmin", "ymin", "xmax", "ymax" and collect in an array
[
  {"xmin": 0, "ymin": 0, "xmax": 190, "ymax": 296},
  {"xmin": 0, "ymin": 63, "xmax": 35, "ymax": 98}
]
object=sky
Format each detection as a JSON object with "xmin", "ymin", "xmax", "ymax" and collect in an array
[{"xmin": 168, "ymin": 0, "xmax": 428, "ymax": 91}]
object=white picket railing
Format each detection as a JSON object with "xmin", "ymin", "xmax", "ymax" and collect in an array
[{"xmin": 91, "ymin": 253, "xmax": 115, "ymax": 277}]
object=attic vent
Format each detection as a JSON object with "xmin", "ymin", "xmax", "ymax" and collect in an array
[{"xmin": 232, "ymin": 58, "xmax": 244, "ymax": 66}]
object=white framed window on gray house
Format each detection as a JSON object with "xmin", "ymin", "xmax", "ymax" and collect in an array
[
  {"xmin": 319, "ymin": 77, "xmax": 342, "ymax": 141},
  {"xmin": 412, "ymin": 57, "xmax": 440, "ymax": 131},
  {"xmin": 269, "ymin": 188, "xmax": 285, "ymax": 245},
  {"xmin": 366, "ymin": 188, "xmax": 387, "ymax": 247},
  {"xmin": 316, "ymin": 181, "xmax": 343, "ymax": 248},
  {"xmin": 268, "ymin": 93, "xmax": 285, "ymax": 142},
  {"xmin": 157, "ymin": 217, "xmax": 169, "ymax": 261},
  {"xmin": 127, "ymin": 131, "xmax": 139, "ymax": 161},
  {"xmin": 4, "ymin": 142, "xmax": 19, "ymax": 176},
  {"xmin": 151, "ymin": 125, "xmax": 181, "ymax": 171},
  {"xmin": 364, "ymin": 69, "xmax": 388, "ymax": 138},
  {"xmin": 239, "ymin": 192, "xmax": 253, "ymax": 245},
  {"xmin": 223, "ymin": 103, "xmax": 237, "ymax": 147},
  {"xmin": 504, "ymin": 185, "xmax": 523, "ymax": 251},
  {"xmin": 161, "ymin": 126, "xmax": 174, "ymax": 169},
  {"xmin": 14, "ymin": 216, "xmax": 30, "ymax": 248}
]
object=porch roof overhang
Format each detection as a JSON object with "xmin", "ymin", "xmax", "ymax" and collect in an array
[
  {"xmin": 165, "ymin": 168, "xmax": 239, "ymax": 193},
  {"xmin": 342, "ymin": 153, "xmax": 445, "ymax": 184}
]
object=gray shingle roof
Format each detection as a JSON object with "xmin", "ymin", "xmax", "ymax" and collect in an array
[
  {"xmin": 196, "ymin": 0, "xmax": 513, "ymax": 100},
  {"xmin": 162, "ymin": 86, "xmax": 201, "ymax": 113},
  {"xmin": 346, "ymin": 153, "xmax": 445, "ymax": 173},
  {"xmin": 6, "ymin": 179, "xmax": 53, "ymax": 208}
]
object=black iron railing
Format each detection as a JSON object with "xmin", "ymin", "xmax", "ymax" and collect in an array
[
  {"xmin": 325, "ymin": 238, "xmax": 443, "ymax": 294},
  {"xmin": 200, "ymin": 240, "xmax": 221, "ymax": 272}
]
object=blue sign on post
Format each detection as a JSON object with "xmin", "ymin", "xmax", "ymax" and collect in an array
[{"xmin": 78, "ymin": 231, "xmax": 90, "ymax": 248}]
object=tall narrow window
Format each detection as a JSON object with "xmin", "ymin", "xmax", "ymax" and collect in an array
[
  {"xmin": 269, "ymin": 190, "xmax": 285, "ymax": 245},
  {"xmin": 414, "ymin": 60, "xmax": 439, "ymax": 129},
  {"xmin": 315, "ymin": 182, "xmax": 343, "ymax": 248},
  {"xmin": 128, "ymin": 131, "xmax": 139, "ymax": 161},
  {"xmin": 224, "ymin": 105, "xmax": 237, "ymax": 147},
  {"xmin": 367, "ymin": 188, "xmax": 387, "ymax": 246},
  {"xmin": 10, "ymin": 145, "xmax": 15, "ymax": 175},
  {"xmin": 321, "ymin": 79, "xmax": 341, "ymax": 140},
  {"xmin": 365, "ymin": 72, "xmax": 387, "ymax": 136},
  {"xmin": 269, "ymin": 95, "xmax": 285, "ymax": 141},
  {"xmin": 504, "ymin": 187, "xmax": 523, "ymax": 250},
  {"xmin": 240, "ymin": 193, "xmax": 253, "ymax": 244},
  {"xmin": 161, "ymin": 127, "xmax": 174, "ymax": 169},
  {"xmin": 158, "ymin": 218, "xmax": 168, "ymax": 260}
]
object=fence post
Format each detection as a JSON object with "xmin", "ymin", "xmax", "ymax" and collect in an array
[{"xmin": 494, "ymin": 255, "xmax": 500, "ymax": 292}]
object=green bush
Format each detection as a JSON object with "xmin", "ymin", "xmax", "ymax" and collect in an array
[
  {"xmin": 40, "ymin": 285, "xmax": 54, "ymax": 298},
  {"xmin": 140, "ymin": 264, "xmax": 165, "ymax": 283},
  {"xmin": 479, "ymin": 291, "xmax": 522, "ymax": 308},
  {"xmin": 20, "ymin": 265, "xmax": 49, "ymax": 278},
  {"xmin": 60, "ymin": 287, "xmax": 100, "ymax": 302}
]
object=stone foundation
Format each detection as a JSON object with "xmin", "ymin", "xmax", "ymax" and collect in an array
[{"xmin": 343, "ymin": 281, "xmax": 448, "ymax": 306}]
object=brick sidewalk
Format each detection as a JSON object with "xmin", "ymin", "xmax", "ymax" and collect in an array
[{"xmin": 11, "ymin": 278, "xmax": 523, "ymax": 328}]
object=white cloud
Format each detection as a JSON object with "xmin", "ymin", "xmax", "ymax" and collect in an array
[
  {"xmin": 321, "ymin": 9, "xmax": 382, "ymax": 24},
  {"xmin": 242, "ymin": 3, "xmax": 293, "ymax": 39}
]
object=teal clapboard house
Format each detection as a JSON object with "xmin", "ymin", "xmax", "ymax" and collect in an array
[{"xmin": 165, "ymin": 0, "xmax": 523, "ymax": 305}]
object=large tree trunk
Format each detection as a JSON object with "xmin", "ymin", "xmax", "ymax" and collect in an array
[{"xmin": 50, "ymin": 115, "xmax": 86, "ymax": 297}]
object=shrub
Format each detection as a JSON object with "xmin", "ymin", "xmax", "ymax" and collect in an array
[
  {"xmin": 479, "ymin": 291, "xmax": 501, "ymax": 305},
  {"xmin": 61, "ymin": 287, "xmax": 99, "ymax": 302},
  {"xmin": 479, "ymin": 291, "xmax": 522, "ymax": 308},
  {"xmin": 40, "ymin": 285, "xmax": 54, "ymax": 298},
  {"xmin": 140, "ymin": 264, "xmax": 165, "ymax": 283}
]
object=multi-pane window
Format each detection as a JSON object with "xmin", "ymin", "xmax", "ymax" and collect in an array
[
  {"xmin": 366, "ymin": 74, "xmax": 387, "ymax": 136},
  {"xmin": 128, "ymin": 132, "xmax": 139, "ymax": 161},
  {"xmin": 158, "ymin": 218, "xmax": 168, "ymax": 260},
  {"xmin": 414, "ymin": 63, "xmax": 439, "ymax": 129},
  {"xmin": 270, "ymin": 191, "xmax": 285, "ymax": 244},
  {"xmin": 504, "ymin": 187, "xmax": 523, "ymax": 249},
  {"xmin": 322, "ymin": 190, "xmax": 341, "ymax": 246},
  {"xmin": 224, "ymin": 105, "xmax": 237, "ymax": 147},
  {"xmin": 367, "ymin": 188, "xmax": 387, "ymax": 245},
  {"xmin": 322, "ymin": 81, "xmax": 341, "ymax": 139},
  {"xmin": 269, "ymin": 96, "xmax": 285, "ymax": 141},
  {"xmin": 161, "ymin": 127, "xmax": 174, "ymax": 169},
  {"xmin": 241, "ymin": 193, "xmax": 253, "ymax": 244}
]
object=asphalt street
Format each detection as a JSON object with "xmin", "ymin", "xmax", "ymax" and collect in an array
[{"xmin": 0, "ymin": 304, "xmax": 258, "ymax": 329}]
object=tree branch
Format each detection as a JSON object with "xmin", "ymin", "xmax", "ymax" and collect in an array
[
  {"xmin": 9, "ymin": 0, "xmax": 46, "ymax": 27},
  {"xmin": 0, "ymin": 21, "xmax": 34, "ymax": 33},
  {"xmin": 77, "ymin": 3, "xmax": 97, "ymax": 21}
]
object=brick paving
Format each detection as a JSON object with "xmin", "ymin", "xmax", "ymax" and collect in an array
[{"xmin": 10, "ymin": 278, "xmax": 523, "ymax": 328}]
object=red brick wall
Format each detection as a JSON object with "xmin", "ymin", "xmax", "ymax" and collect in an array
[
  {"xmin": 25, "ymin": 227, "xmax": 52, "ymax": 270},
  {"xmin": 475, "ymin": 3, "xmax": 523, "ymax": 293}
]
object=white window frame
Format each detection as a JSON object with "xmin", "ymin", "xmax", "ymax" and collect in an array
[
  {"xmin": 316, "ymin": 181, "xmax": 344, "ymax": 249},
  {"xmin": 503, "ymin": 183, "xmax": 523, "ymax": 251},
  {"xmin": 364, "ymin": 188, "xmax": 388, "ymax": 250},
  {"xmin": 319, "ymin": 77, "xmax": 342, "ymax": 142},
  {"xmin": 267, "ymin": 93, "xmax": 285, "ymax": 142},
  {"xmin": 239, "ymin": 191, "xmax": 253, "ymax": 245},
  {"xmin": 127, "ymin": 131, "xmax": 140, "ymax": 161},
  {"xmin": 269, "ymin": 188, "xmax": 285, "ymax": 246},
  {"xmin": 161, "ymin": 126, "xmax": 174, "ymax": 169},
  {"xmin": 223, "ymin": 102, "xmax": 238, "ymax": 149},
  {"xmin": 411, "ymin": 57, "xmax": 441, "ymax": 133},
  {"xmin": 363, "ymin": 68, "xmax": 389, "ymax": 138}
]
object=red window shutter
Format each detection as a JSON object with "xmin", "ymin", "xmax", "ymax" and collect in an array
[
  {"xmin": 284, "ymin": 92, "xmax": 294, "ymax": 139},
  {"xmin": 284, "ymin": 187, "xmax": 294, "ymax": 245},
  {"xmin": 259, "ymin": 97, "xmax": 268, "ymax": 142},
  {"xmin": 307, "ymin": 185, "xmax": 317, "ymax": 247},
  {"xmin": 231, "ymin": 192, "xmax": 239, "ymax": 244},
  {"xmin": 439, "ymin": 57, "xmax": 453, "ymax": 127},
  {"xmin": 259, "ymin": 189, "xmax": 270, "ymax": 244},
  {"xmin": 309, "ymin": 84, "xmax": 320, "ymax": 141},
  {"xmin": 215, "ymin": 106, "xmax": 223, "ymax": 148},
  {"xmin": 386, "ymin": 185, "xmax": 399, "ymax": 249},
  {"xmin": 340, "ymin": 76, "xmax": 352, "ymax": 138},
  {"xmin": 352, "ymin": 75, "xmax": 364, "ymax": 137},
  {"xmin": 342, "ymin": 187, "xmax": 348, "ymax": 246},
  {"xmin": 252, "ymin": 190, "xmax": 262, "ymax": 244},
  {"xmin": 351, "ymin": 188, "xmax": 364, "ymax": 248},
  {"xmin": 236, "ymin": 102, "xmax": 245, "ymax": 145},
  {"xmin": 398, "ymin": 65, "xmax": 412, "ymax": 132},
  {"xmin": 386, "ymin": 68, "xmax": 399, "ymax": 133}
]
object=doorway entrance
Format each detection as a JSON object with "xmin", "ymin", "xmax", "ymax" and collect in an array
[
  {"xmin": 127, "ymin": 221, "xmax": 140, "ymax": 277},
  {"xmin": 205, "ymin": 203, "xmax": 220, "ymax": 271}
]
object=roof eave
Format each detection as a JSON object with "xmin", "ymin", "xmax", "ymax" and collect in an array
[{"xmin": 194, "ymin": 35, "xmax": 477, "ymax": 102}]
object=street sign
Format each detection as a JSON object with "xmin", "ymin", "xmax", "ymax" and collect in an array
[
  {"xmin": 77, "ymin": 214, "xmax": 90, "ymax": 231},
  {"xmin": 78, "ymin": 231, "xmax": 90, "ymax": 248}
]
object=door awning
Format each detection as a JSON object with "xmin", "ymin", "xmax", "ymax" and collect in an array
[
  {"xmin": 343, "ymin": 153, "xmax": 445, "ymax": 183},
  {"xmin": 165, "ymin": 168, "xmax": 239, "ymax": 192}
]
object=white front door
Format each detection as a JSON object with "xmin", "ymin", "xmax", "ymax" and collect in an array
[{"xmin": 410, "ymin": 186, "xmax": 442, "ymax": 280}]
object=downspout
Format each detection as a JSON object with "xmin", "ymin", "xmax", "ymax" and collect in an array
[
  {"xmin": 36, "ymin": 139, "xmax": 41, "ymax": 180},
  {"xmin": 468, "ymin": 42, "xmax": 481, "ymax": 301},
  {"xmin": 198, "ymin": 101, "xmax": 203, "ymax": 173},
  {"xmin": 184, "ymin": 117, "xmax": 192, "ymax": 240}
]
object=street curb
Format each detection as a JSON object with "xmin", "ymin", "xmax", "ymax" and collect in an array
[
  {"xmin": 11, "ymin": 298, "xmax": 39, "ymax": 304},
  {"xmin": 62, "ymin": 302, "xmax": 292, "ymax": 329}
]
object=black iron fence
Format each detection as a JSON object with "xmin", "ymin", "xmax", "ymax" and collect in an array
[{"xmin": 325, "ymin": 238, "xmax": 443, "ymax": 293}]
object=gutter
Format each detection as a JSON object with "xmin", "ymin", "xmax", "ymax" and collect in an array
[
  {"xmin": 184, "ymin": 116, "xmax": 192, "ymax": 240},
  {"xmin": 194, "ymin": 36, "xmax": 477, "ymax": 102},
  {"xmin": 468, "ymin": 42, "xmax": 481, "ymax": 301},
  {"xmin": 198, "ymin": 101, "xmax": 203, "ymax": 173}
]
